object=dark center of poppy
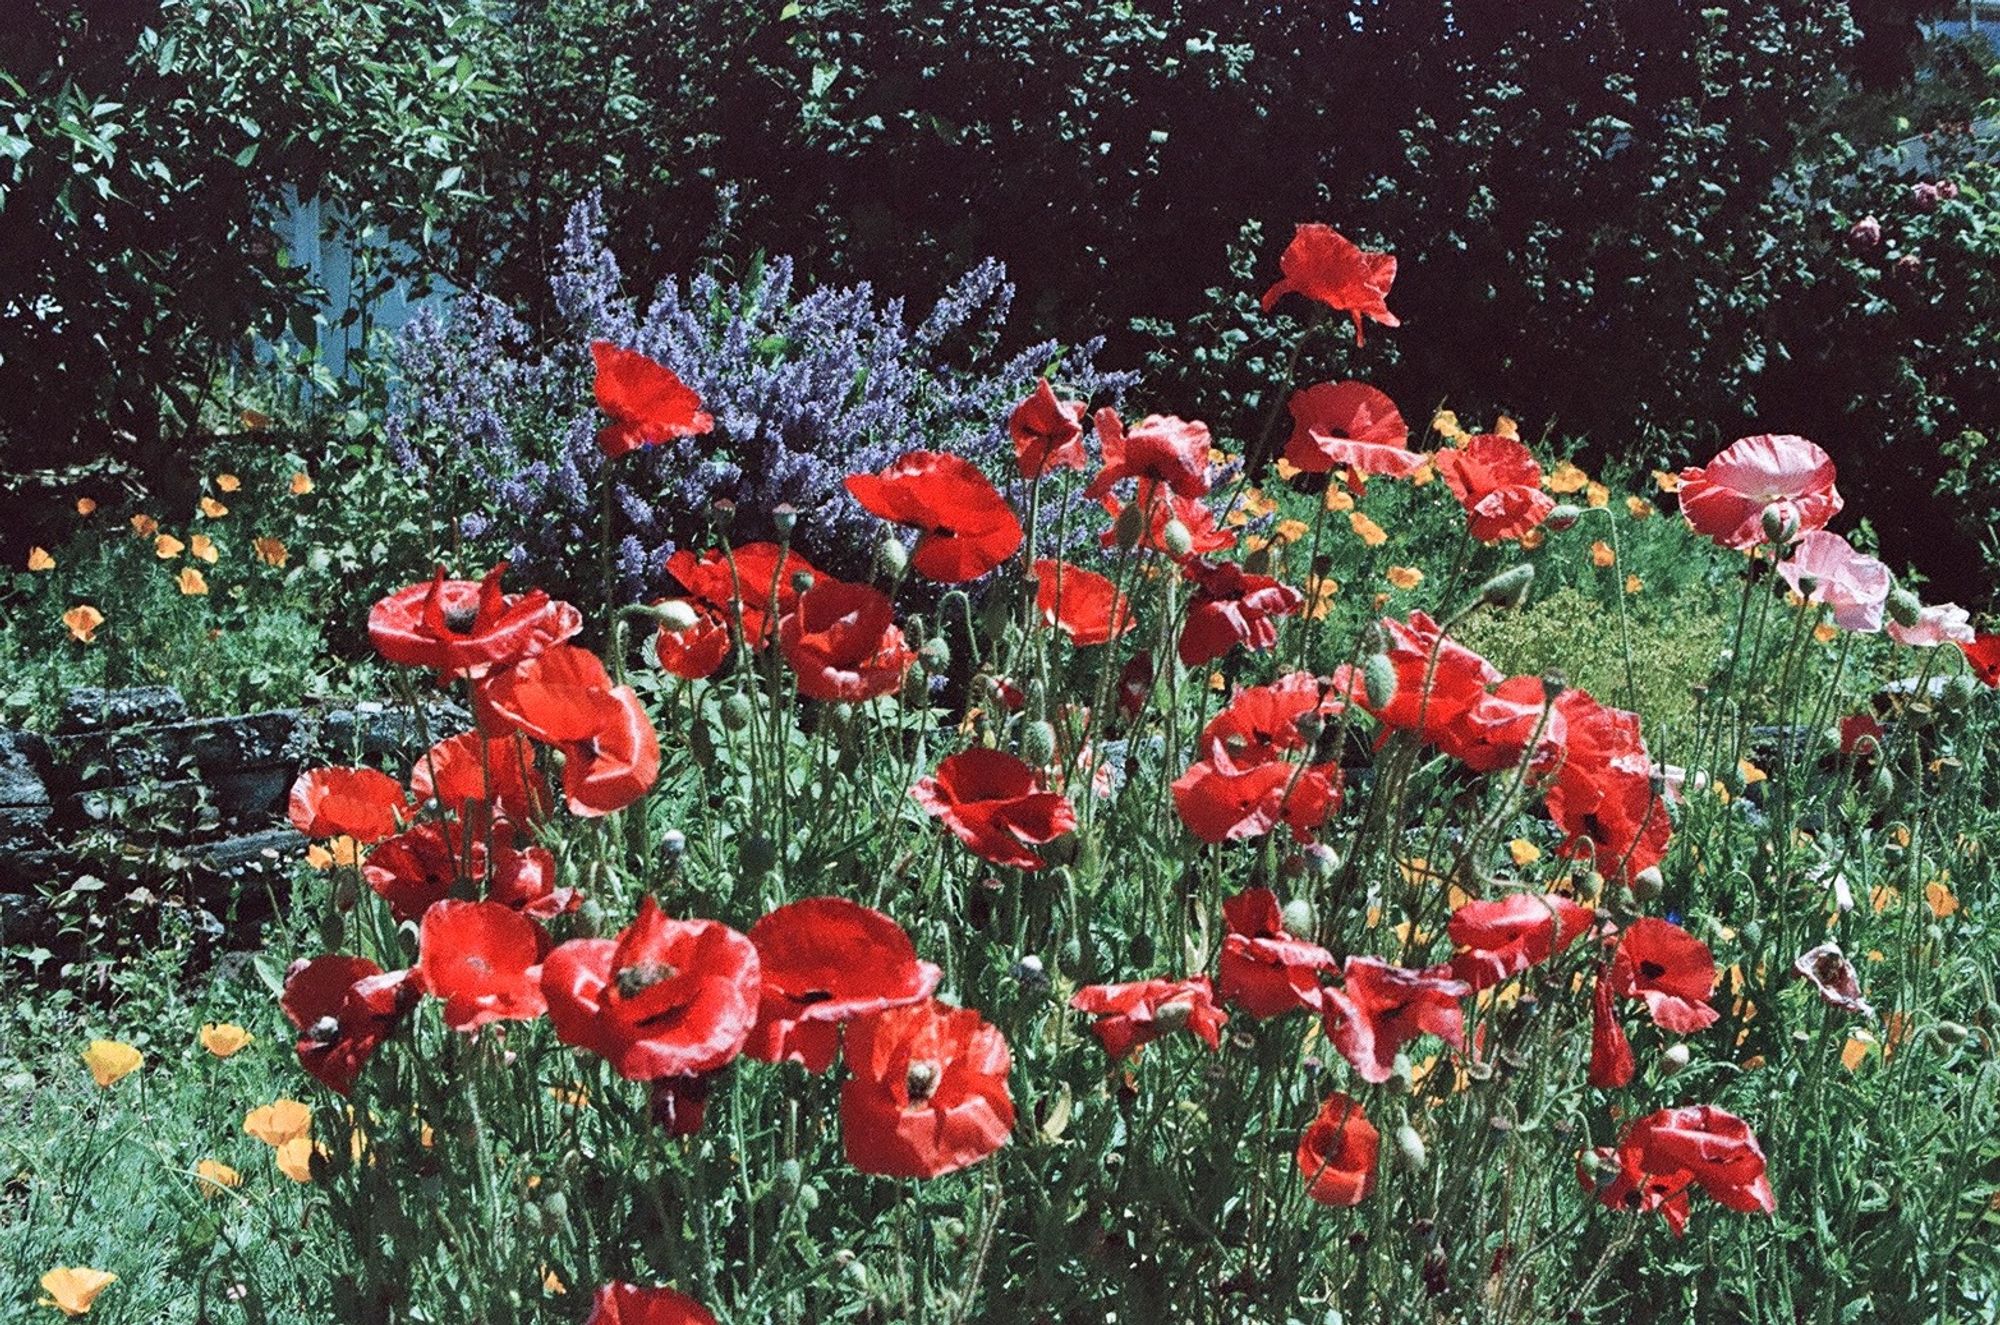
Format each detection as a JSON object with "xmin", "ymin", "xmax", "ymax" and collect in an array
[
  {"xmin": 306, "ymin": 1016, "xmax": 342, "ymax": 1044},
  {"xmin": 616, "ymin": 961, "xmax": 678, "ymax": 998},
  {"xmin": 905, "ymin": 1059, "xmax": 940, "ymax": 1103},
  {"xmin": 1154, "ymin": 1000, "xmax": 1194, "ymax": 1033},
  {"xmin": 464, "ymin": 956, "xmax": 491, "ymax": 976},
  {"xmin": 796, "ymin": 989, "xmax": 834, "ymax": 1005},
  {"xmin": 442, "ymin": 603, "xmax": 480, "ymax": 633},
  {"xmin": 1638, "ymin": 960, "xmax": 1667, "ymax": 981}
]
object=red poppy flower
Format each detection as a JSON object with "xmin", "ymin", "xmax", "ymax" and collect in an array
[
  {"xmin": 648, "ymin": 1071, "xmax": 722, "ymax": 1137},
  {"xmin": 1032, "ymin": 559, "xmax": 1135, "ymax": 646},
  {"xmin": 1334, "ymin": 611, "xmax": 1502, "ymax": 745},
  {"xmin": 541, "ymin": 897, "xmax": 761, "ymax": 1081},
  {"xmin": 1117, "ymin": 651, "xmax": 1156, "ymax": 722},
  {"xmin": 745, "ymin": 897, "xmax": 941, "ymax": 1072},
  {"xmin": 1792, "ymin": 942, "xmax": 1873, "ymax": 1017},
  {"xmin": 1579, "ymin": 1144, "xmax": 1692, "ymax": 1235},
  {"xmin": 1433, "ymin": 675, "xmax": 1567, "ymax": 775},
  {"xmin": 484, "ymin": 837, "xmax": 578, "ymax": 918},
  {"xmin": 1544, "ymin": 689, "xmax": 1673, "ymax": 882},
  {"xmin": 1177, "ymin": 558, "xmax": 1304, "ymax": 667},
  {"xmin": 1960, "ymin": 633, "xmax": 2000, "ymax": 686},
  {"xmin": 409, "ymin": 731, "xmax": 553, "ymax": 827},
  {"xmin": 482, "ymin": 645, "xmax": 617, "ymax": 744},
  {"xmin": 1297, "ymin": 1091, "xmax": 1380, "ymax": 1206},
  {"xmin": 1174, "ymin": 673, "xmax": 1343, "ymax": 843},
  {"xmin": 287, "ymin": 766, "xmax": 407, "ymax": 844},
  {"xmin": 591, "ymin": 342, "xmax": 715, "ymax": 460},
  {"xmin": 779, "ymin": 580, "xmax": 915, "ymax": 702},
  {"xmin": 584, "ymin": 1282, "xmax": 718, "ymax": 1325},
  {"xmin": 1010, "ymin": 377, "xmax": 1087, "ymax": 478},
  {"xmin": 1434, "ymin": 435, "xmax": 1556, "ymax": 543},
  {"xmin": 840, "ymin": 999, "xmax": 1015, "ymax": 1179},
  {"xmin": 561, "ymin": 686, "xmax": 662, "ymax": 818},
  {"xmin": 1607, "ymin": 918, "xmax": 1718, "ymax": 1034},
  {"xmin": 1097, "ymin": 484, "xmax": 1236, "ymax": 557},
  {"xmin": 1070, "ymin": 976, "xmax": 1227, "ymax": 1062},
  {"xmin": 363, "ymin": 822, "xmax": 475, "ymax": 923},
  {"xmin": 1318, "ymin": 957, "xmax": 1469, "ymax": 1084},
  {"xmin": 1083, "ymin": 409, "xmax": 1212, "ymax": 501},
  {"xmin": 845, "ymin": 452, "xmax": 1023, "ymax": 582},
  {"xmin": 1676, "ymin": 434, "xmax": 1841, "ymax": 551},
  {"xmin": 368, "ymin": 564, "xmax": 582, "ymax": 680},
  {"xmin": 1260, "ymin": 223, "xmax": 1400, "ymax": 346},
  {"xmin": 1588, "ymin": 966, "xmax": 1636, "ymax": 1088},
  {"xmin": 280, "ymin": 955, "xmax": 417, "ymax": 1095},
  {"xmin": 1446, "ymin": 893, "xmax": 1596, "ymax": 991},
  {"xmin": 1283, "ymin": 382, "xmax": 1423, "ymax": 478},
  {"xmin": 655, "ymin": 610, "xmax": 732, "ymax": 679},
  {"xmin": 662, "ymin": 542, "xmax": 827, "ymax": 649},
  {"xmin": 416, "ymin": 899, "xmax": 549, "ymax": 1032},
  {"xmin": 1585, "ymin": 1106, "xmax": 1775, "ymax": 1235},
  {"xmin": 912, "ymin": 748, "xmax": 1078, "ymax": 870},
  {"xmin": 1218, "ymin": 888, "xmax": 1333, "ymax": 1018},
  {"xmin": 1837, "ymin": 713, "xmax": 1886, "ymax": 757}
]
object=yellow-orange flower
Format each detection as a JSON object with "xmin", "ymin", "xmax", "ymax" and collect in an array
[
  {"xmin": 1304, "ymin": 574, "xmax": 1339, "ymax": 620},
  {"xmin": 1494, "ymin": 415, "xmax": 1520, "ymax": 440},
  {"xmin": 75, "ymin": 497, "xmax": 97, "ymax": 516},
  {"xmin": 1410, "ymin": 461, "xmax": 1435, "ymax": 485},
  {"xmin": 1274, "ymin": 458, "xmax": 1303, "ymax": 481},
  {"xmin": 195, "ymin": 1159, "xmax": 242, "ymax": 1197},
  {"xmin": 304, "ymin": 836, "xmax": 360, "ymax": 870},
  {"xmin": 40, "ymin": 1268, "xmax": 116, "ymax": 1317},
  {"xmin": 1624, "ymin": 495, "xmax": 1654, "ymax": 519},
  {"xmin": 1323, "ymin": 485, "xmax": 1355, "ymax": 512},
  {"xmin": 82, "ymin": 1039, "xmax": 141, "ymax": 1086},
  {"xmin": 1385, "ymin": 565, "xmax": 1424, "ymax": 591},
  {"xmin": 1544, "ymin": 460, "xmax": 1589, "ymax": 494},
  {"xmin": 1586, "ymin": 481, "xmax": 1610, "ymax": 509},
  {"xmin": 154, "ymin": 534, "xmax": 185, "ymax": 559},
  {"xmin": 177, "ymin": 568, "xmax": 209, "ymax": 596},
  {"xmin": 244, "ymin": 1099, "xmax": 313, "ymax": 1148},
  {"xmin": 1519, "ymin": 527, "xmax": 1546, "ymax": 551},
  {"xmin": 1508, "ymin": 838, "xmax": 1542, "ymax": 866},
  {"xmin": 215, "ymin": 473, "xmax": 241, "ymax": 493},
  {"xmin": 274, "ymin": 1136, "xmax": 320, "ymax": 1183},
  {"xmin": 1590, "ymin": 540, "xmax": 1615, "ymax": 568},
  {"xmin": 1624, "ymin": 574, "xmax": 1643, "ymax": 595},
  {"xmin": 1349, "ymin": 512, "xmax": 1388, "ymax": 547},
  {"xmin": 200, "ymin": 1023, "xmax": 254, "ymax": 1058},
  {"xmin": 189, "ymin": 534, "xmax": 218, "ymax": 564},
  {"xmin": 252, "ymin": 536, "xmax": 289, "ymax": 568},
  {"xmin": 289, "ymin": 471, "xmax": 314, "ymax": 495},
  {"xmin": 1273, "ymin": 518, "xmax": 1310, "ymax": 545},
  {"xmin": 1430, "ymin": 409, "xmax": 1466, "ymax": 442},
  {"xmin": 63, "ymin": 605, "xmax": 105, "ymax": 644},
  {"xmin": 130, "ymin": 513, "xmax": 159, "ymax": 537},
  {"xmin": 27, "ymin": 546, "xmax": 54, "ymax": 571},
  {"xmin": 1925, "ymin": 878, "xmax": 1960, "ymax": 918},
  {"xmin": 199, "ymin": 497, "xmax": 228, "ymax": 519},
  {"xmin": 1652, "ymin": 469, "xmax": 1682, "ymax": 493},
  {"xmin": 1813, "ymin": 623, "xmax": 1839, "ymax": 645}
]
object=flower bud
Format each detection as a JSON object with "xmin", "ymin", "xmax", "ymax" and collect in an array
[
  {"xmin": 1934, "ymin": 1020, "xmax": 1971, "ymax": 1045},
  {"xmin": 1631, "ymin": 866, "xmax": 1664, "ymax": 902},
  {"xmin": 1161, "ymin": 518, "xmax": 1194, "ymax": 560},
  {"xmin": 332, "ymin": 876, "xmax": 358, "ymax": 912},
  {"xmin": 1393, "ymin": 1122, "xmax": 1427, "ymax": 1173},
  {"xmin": 1887, "ymin": 587, "xmax": 1923, "ymax": 629},
  {"xmin": 1477, "ymin": 563, "xmax": 1535, "ymax": 610},
  {"xmin": 1547, "ymin": 504, "xmax": 1582, "ymax": 532},
  {"xmin": 657, "ymin": 599, "xmax": 701, "ymax": 633},
  {"xmin": 920, "ymin": 635, "xmax": 951, "ymax": 670},
  {"xmin": 1385, "ymin": 1053, "xmax": 1415, "ymax": 1095},
  {"xmin": 689, "ymin": 718, "xmax": 717, "ymax": 769},
  {"xmin": 1362, "ymin": 653, "xmax": 1398, "ymax": 710},
  {"xmin": 901, "ymin": 663, "xmax": 930, "ymax": 708},
  {"xmin": 1280, "ymin": 896, "xmax": 1316, "ymax": 934},
  {"xmin": 1113, "ymin": 502, "xmax": 1147, "ymax": 551},
  {"xmin": 874, "ymin": 534, "xmax": 909, "ymax": 582},
  {"xmin": 661, "ymin": 829, "xmax": 687, "ymax": 858},
  {"xmin": 1293, "ymin": 708, "xmax": 1324, "ymax": 745},
  {"xmin": 1020, "ymin": 720, "xmax": 1057, "ymax": 768},
  {"xmin": 740, "ymin": 833, "xmax": 778, "ymax": 878},
  {"xmin": 720, "ymin": 691, "xmax": 755, "ymax": 733},
  {"xmin": 1660, "ymin": 1042, "xmax": 1691, "ymax": 1075},
  {"xmin": 790, "ymin": 569, "xmax": 816, "ymax": 597},
  {"xmin": 1846, "ymin": 215, "xmax": 1882, "ymax": 249},
  {"xmin": 1300, "ymin": 843, "xmax": 1341, "ymax": 879},
  {"xmin": 1761, "ymin": 504, "xmax": 1799, "ymax": 546}
]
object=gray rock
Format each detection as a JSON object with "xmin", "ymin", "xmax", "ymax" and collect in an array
[{"xmin": 56, "ymin": 686, "xmax": 188, "ymax": 734}]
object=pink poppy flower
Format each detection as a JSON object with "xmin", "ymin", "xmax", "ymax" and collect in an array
[
  {"xmin": 1777, "ymin": 531, "xmax": 1892, "ymax": 633},
  {"xmin": 1676, "ymin": 434, "xmax": 1842, "ymax": 551},
  {"xmin": 1888, "ymin": 600, "xmax": 1975, "ymax": 648}
]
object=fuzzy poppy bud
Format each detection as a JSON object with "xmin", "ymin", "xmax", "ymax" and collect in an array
[
  {"xmin": 874, "ymin": 535, "xmax": 909, "ymax": 582},
  {"xmin": 1362, "ymin": 653, "xmax": 1398, "ymax": 711},
  {"xmin": 1547, "ymin": 503, "xmax": 1582, "ymax": 532},
  {"xmin": 575, "ymin": 898, "xmax": 608, "ymax": 938},
  {"xmin": 1477, "ymin": 563, "xmax": 1535, "ymax": 610},
  {"xmin": 1761, "ymin": 504, "xmax": 1799, "ymax": 546},
  {"xmin": 657, "ymin": 599, "xmax": 701, "ymax": 633},
  {"xmin": 689, "ymin": 717, "xmax": 717, "ymax": 768},
  {"xmin": 1301, "ymin": 843, "xmax": 1340, "ymax": 878},
  {"xmin": 1385, "ymin": 1053, "xmax": 1415, "ymax": 1095},
  {"xmin": 1538, "ymin": 670, "xmax": 1567, "ymax": 700},
  {"xmin": 1868, "ymin": 761, "xmax": 1897, "ymax": 810},
  {"xmin": 1661, "ymin": 1042, "xmax": 1691, "ymax": 1075},
  {"xmin": 1631, "ymin": 866, "xmax": 1664, "ymax": 902},
  {"xmin": 740, "ymin": 833, "xmax": 778, "ymax": 878},
  {"xmin": 661, "ymin": 828, "xmax": 687, "ymax": 858},
  {"xmin": 1887, "ymin": 587, "xmax": 1923, "ymax": 629},
  {"xmin": 318, "ymin": 912, "xmax": 345, "ymax": 951},
  {"xmin": 332, "ymin": 876, "xmax": 358, "ymax": 912},
  {"xmin": 774, "ymin": 1158, "xmax": 803, "ymax": 1202},
  {"xmin": 1160, "ymin": 518, "xmax": 1194, "ymax": 559},
  {"xmin": 720, "ymin": 691, "xmax": 755, "ymax": 732},
  {"xmin": 1293, "ymin": 708, "xmax": 1324, "ymax": 745},
  {"xmin": 1393, "ymin": 1122, "xmax": 1427, "ymax": 1173},
  {"xmin": 1933, "ymin": 1020, "xmax": 1971, "ymax": 1045},
  {"xmin": 1243, "ymin": 545, "xmax": 1274, "ymax": 575},
  {"xmin": 771, "ymin": 503, "xmax": 798, "ymax": 538},
  {"xmin": 901, "ymin": 662, "xmax": 930, "ymax": 708},
  {"xmin": 1020, "ymin": 720, "xmax": 1057, "ymax": 768},
  {"xmin": 1281, "ymin": 896, "xmax": 1316, "ymax": 934},
  {"xmin": 824, "ymin": 702, "xmax": 855, "ymax": 737},
  {"xmin": 1024, "ymin": 677, "xmax": 1048, "ymax": 720},
  {"xmin": 1942, "ymin": 674, "xmax": 1977, "ymax": 712},
  {"xmin": 1129, "ymin": 931, "xmax": 1155, "ymax": 967},
  {"xmin": 1113, "ymin": 502, "xmax": 1146, "ymax": 551},
  {"xmin": 920, "ymin": 636, "xmax": 952, "ymax": 670}
]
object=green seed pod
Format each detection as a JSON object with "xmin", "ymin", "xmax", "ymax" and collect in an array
[
  {"xmin": 1113, "ymin": 501, "xmax": 1147, "ymax": 551},
  {"xmin": 774, "ymin": 1159, "xmax": 802, "ymax": 1203},
  {"xmin": 1161, "ymin": 518, "xmax": 1195, "ymax": 560},
  {"xmin": 874, "ymin": 535, "xmax": 909, "ymax": 582},
  {"xmin": 1021, "ymin": 720, "xmax": 1058, "ymax": 768},
  {"xmin": 1362, "ymin": 653, "xmax": 1399, "ymax": 710},
  {"xmin": 901, "ymin": 662, "xmax": 930, "ymax": 708},
  {"xmin": 920, "ymin": 635, "xmax": 951, "ymax": 670},
  {"xmin": 1280, "ymin": 897, "xmax": 1316, "ymax": 935},
  {"xmin": 1934, "ymin": 1020, "xmax": 1971, "ymax": 1045},
  {"xmin": 740, "ymin": 833, "xmax": 778, "ymax": 879},
  {"xmin": 720, "ymin": 691, "xmax": 755, "ymax": 733},
  {"xmin": 1477, "ymin": 563, "xmax": 1535, "ymax": 609},
  {"xmin": 1631, "ymin": 867, "xmax": 1664, "ymax": 902},
  {"xmin": 1393, "ymin": 1122, "xmax": 1427, "ymax": 1173},
  {"xmin": 1887, "ymin": 587, "xmax": 1923, "ymax": 629},
  {"xmin": 1761, "ymin": 504, "xmax": 1800, "ymax": 546}
]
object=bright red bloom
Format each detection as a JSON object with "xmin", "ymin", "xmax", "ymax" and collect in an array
[
  {"xmin": 845, "ymin": 451, "xmax": 1023, "ymax": 582},
  {"xmin": 1297, "ymin": 1091, "xmax": 1380, "ymax": 1206},
  {"xmin": 591, "ymin": 342, "xmax": 715, "ymax": 460},
  {"xmin": 1446, "ymin": 893, "xmax": 1596, "ymax": 991},
  {"xmin": 1584, "ymin": 1106, "xmax": 1775, "ymax": 1235},
  {"xmin": 664, "ymin": 542, "xmax": 827, "ymax": 650},
  {"xmin": 1433, "ymin": 674, "xmax": 1567, "ymax": 774},
  {"xmin": 483, "ymin": 645, "xmax": 617, "ymax": 744},
  {"xmin": 1318, "ymin": 957, "xmax": 1469, "ymax": 1085},
  {"xmin": 541, "ymin": 897, "xmax": 761, "ymax": 1081},
  {"xmin": 1260, "ymin": 223, "xmax": 1400, "ymax": 346},
  {"xmin": 1173, "ymin": 673, "xmax": 1343, "ymax": 843},
  {"xmin": 1607, "ymin": 917, "xmax": 1718, "ymax": 1034},
  {"xmin": 1588, "ymin": 966, "xmax": 1636, "ymax": 1088},
  {"xmin": 1960, "ymin": 633, "xmax": 2000, "ymax": 686},
  {"xmin": 408, "ymin": 731, "xmax": 553, "ymax": 827},
  {"xmin": 368, "ymin": 564, "xmax": 581, "ymax": 680},
  {"xmin": 1010, "ymin": 377, "xmax": 1087, "ymax": 478},
  {"xmin": 1434, "ymin": 435, "xmax": 1556, "ymax": 543},
  {"xmin": 1070, "ymin": 976, "xmax": 1227, "ymax": 1062},
  {"xmin": 1084, "ymin": 409, "xmax": 1212, "ymax": 501},
  {"xmin": 584, "ymin": 1282, "xmax": 718, "ymax": 1325},
  {"xmin": 1545, "ymin": 689, "xmax": 1673, "ymax": 882},
  {"xmin": 416, "ymin": 899, "xmax": 548, "ymax": 1032},
  {"xmin": 1676, "ymin": 434, "xmax": 1841, "ymax": 551},
  {"xmin": 561, "ymin": 685, "xmax": 660, "ymax": 817},
  {"xmin": 654, "ymin": 611, "xmax": 732, "ymax": 679},
  {"xmin": 745, "ymin": 897, "xmax": 941, "ymax": 1072},
  {"xmin": 1032, "ymin": 559, "xmax": 1134, "ymax": 646},
  {"xmin": 841, "ymin": 999, "xmax": 1014, "ymax": 1179},
  {"xmin": 287, "ymin": 766, "xmax": 407, "ymax": 844},
  {"xmin": 280, "ymin": 955, "xmax": 416, "ymax": 1095},
  {"xmin": 1097, "ymin": 484, "xmax": 1235, "ymax": 557},
  {"xmin": 648, "ymin": 1071, "xmax": 721, "ymax": 1137},
  {"xmin": 912, "ymin": 748, "xmax": 1077, "ymax": 870},
  {"xmin": 1283, "ymin": 382, "xmax": 1423, "ymax": 478},
  {"xmin": 363, "ymin": 822, "xmax": 474, "ymax": 923},
  {"xmin": 1838, "ymin": 712, "xmax": 1886, "ymax": 757},
  {"xmin": 1580, "ymin": 1144, "xmax": 1692, "ymax": 1234},
  {"xmin": 483, "ymin": 836, "xmax": 578, "ymax": 918},
  {"xmin": 1217, "ymin": 888, "xmax": 1333, "ymax": 1018},
  {"xmin": 1177, "ymin": 558, "xmax": 1304, "ymax": 667},
  {"xmin": 779, "ymin": 580, "xmax": 915, "ymax": 702},
  {"xmin": 1335, "ymin": 611, "xmax": 1502, "ymax": 744}
]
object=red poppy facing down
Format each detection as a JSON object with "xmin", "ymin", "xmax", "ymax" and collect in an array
[
  {"xmin": 912, "ymin": 749, "xmax": 1078, "ymax": 870},
  {"xmin": 1010, "ymin": 378, "xmax": 1088, "ymax": 478},
  {"xmin": 409, "ymin": 730, "xmax": 553, "ymax": 826},
  {"xmin": 558, "ymin": 685, "xmax": 662, "ymax": 817},
  {"xmin": 591, "ymin": 342, "xmax": 715, "ymax": 460},
  {"xmin": 1177, "ymin": 559, "xmax": 1305, "ymax": 667},
  {"xmin": 1432, "ymin": 674, "xmax": 1568, "ymax": 775},
  {"xmin": 541, "ymin": 897, "xmax": 761, "ymax": 1081},
  {"xmin": 841, "ymin": 999, "xmax": 1015, "ymax": 1180},
  {"xmin": 281, "ymin": 955, "xmax": 417, "ymax": 1095},
  {"xmin": 1446, "ymin": 893, "xmax": 1596, "ymax": 991},
  {"xmin": 1070, "ymin": 977, "xmax": 1228, "ymax": 1062},
  {"xmin": 583, "ymin": 1282, "xmax": 718, "ymax": 1325},
  {"xmin": 1588, "ymin": 966, "xmax": 1637, "ymax": 1089},
  {"xmin": 1607, "ymin": 918, "xmax": 1719, "ymax": 1034},
  {"xmin": 1260, "ymin": 223, "xmax": 1400, "ymax": 346},
  {"xmin": 416, "ymin": 899, "xmax": 549, "ymax": 1032},
  {"xmin": 368, "ymin": 565, "xmax": 582, "ymax": 680},
  {"xmin": 363, "ymin": 822, "xmax": 474, "ymax": 923},
  {"xmin": 1297, "ymin": 1091, "xmax": 1380, "ymax": 1206},
  {"xmin": 482, "ymin": 645, "xmax": 617, "ymax": 745},
  {"xmin": 1283, "ymin": 382, "xmax": 1423, "ymax": 478},
  {"xmin": 745, "ymin": 897, "xmax": 942, "ymax": 1073},
  {"xmin": 288, "ymin": 767, "xmax": 407, "ymax": 844},
  {"xmin": 1544, "ymin": 689, "xmax": 1673, "ymax": 882},
  {"xmin": 1173, "ymin": 674, "xmax": 1343, "ymax": 844},
  {"xmin": 1676, "ymin": 434, "xmax": 1841, "ymax": 551},
  {"xmin": 1434, "ymin": 435, "xmax": 1556, "ymax": 543},
  {"xmin": 779, "ymin": 580, "xmax": 916, "ymax": 702},
  {"xmin": 1084, "ymin": 409, "xmax": 1213, "ymax": 501},
  {"xmin": 845, "ymin": 452, "xmax": 1023, "ymax": 582},
  {"xmin": 1318, "ymin": 957, "xmax": 1469, "ymax": 1085},
  {"xmin": 1032, "ymin": 559, "xmax": 1135, "ymax": 647},
  {"xmin": 1218, "ymin": 888, "xmax": 1334, "ymax": 1018}
]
